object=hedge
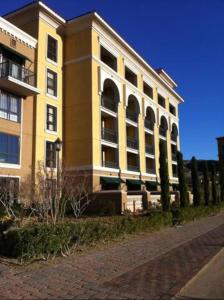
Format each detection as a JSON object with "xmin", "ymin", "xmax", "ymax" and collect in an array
[{"xmin": 0, "ymin": 211, "xmax": 172, "ymax": 261}]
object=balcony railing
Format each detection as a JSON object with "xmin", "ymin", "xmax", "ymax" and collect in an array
[
  {"xmin": 128, "ymin": 164, "xmax": 139, "ymax": 172},
  {"xmin": 145, "ymin": 144, "xmax": 154, "ymax": 155},
  {"xmin": 171, "ymin": 133, "xmax": 177, "ymax": 142},
  {"xmin": 126, "ymin": 111, "xmax": 138, "ymax": 123},
  {"xmin": 127, "ymin": 137, "xmax": 138, "ymax": 150},
  {"xmin": 0, "ymin": 59, "xmax": 35, "ymax": 87},
  {"xmin": 101, "ymin": 96, "xmax": 117, "ymax": 112},
  {"xmin": 144, "ymin": 119, "xmax": 154, "ymax": 131},
  {"xmin": 159, "ymin": 127, "xmax": 167, "ymax": 137},
  {"xmin": 146, "ymin": 168, "xmax": 156, "ymax": 174},
  {"xmin": 172, "ymin": 153, "xmax": 177, "ymax": 161},
  {"xmin": 101, "ymin": 127, "xmax": 117, "ymax": 143},
  {"xmin": 102, "ymin": 160, "xmax": 119, "ymax": 169}
]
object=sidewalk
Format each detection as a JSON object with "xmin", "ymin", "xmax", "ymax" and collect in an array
[
  {"xmin": 0, "ymin": 213, "xmax": 224, "ymax": 299},
  {"xmin": 175, "ymin": 248, "xmax": 224, "ymax": 300}
]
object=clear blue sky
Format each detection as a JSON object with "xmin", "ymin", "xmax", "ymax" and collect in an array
[{"xmin": 1, "ymin": 0, "xmax": 224, "ymax": 160}]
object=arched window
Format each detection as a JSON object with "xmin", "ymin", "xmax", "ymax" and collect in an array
[
  {"xmin": 159, "ymin": 116, "xmax": 168, "ymax": 137},
  {"xmin": 145, "ymin": 107, "xmax": 155, "ymax": 131},
  {"xmin": 171, "ymin": 123, "xmax": 178, "ymax": 142},
  {"xmin": 101, "ymin": 79, "xmax": 120, "ymax": 112},
  {"xmin": 126, "ymin": 95, "xmax": 140, "ymax": 123}
]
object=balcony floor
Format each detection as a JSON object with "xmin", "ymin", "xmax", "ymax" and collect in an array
[{"xmin": 0, "ymin": 76, "xmax": 39, "ymax": 97}]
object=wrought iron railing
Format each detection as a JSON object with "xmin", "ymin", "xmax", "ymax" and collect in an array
[
  {"xmin": 102, "ymin": 160, "xmax": 119, "ymax": 169},
  {"xmin": 145, "ymin": 144, "xmax": 154, "ymax": 155},
  {"xmin": 171, "ymin": 133, "xmax": 177, "ymax": 142},
  {"xmin": 159, "ymin": 127, "xmax": 167, "ymax": 137},
  {"xmin": 144, "ymin": 119, "xmax": 154, "ymax": 131},
  {"xmin": 127, "ymin": 137, "xmax": 138, "ymax": 150},
  {"xmin": 127, "ymin": 164, "xmax": 139, "ymax": 172},
  {"xmin": 101, "ymin": 96, "xmax": 117, "ymax": 112},
  {"xmin": 172, "ymin": 153, "xmax": 177, "ymax": 161},
  {"xmin": 0, "ymin": 59, "xmax": 35, "ymax": 86},
  {"xmin": 126, "ymin": 110, "xmax": 138, "ymax": 123},
  {"xmin": 146, "ymin": 168, "xmax": 156, "ymax": 174},
  {"xmin": 101, "ymin": 127, "xmax": 117, "ymax": 143}
]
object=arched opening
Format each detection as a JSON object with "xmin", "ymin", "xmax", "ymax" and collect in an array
[
  {"xmin": 101, "ymin": 79, "xmax": 119, "ymax": 170},
  {"xmin": 126, "ymin": 95, "xmax": 140, "ymax": 172},
  {"xmin": 101, "ymin": 79, "xmax": 119, "ymax": 113},
  {"xmin": 171, "ymin": 123, "xmax": 178, "ymax": 142},
  {"xmin": 126, "ymin": 95, "xmax": 140, "ymax": 123},
  {"xmin": 145, "ymin": 106, "xmax": 155, "ymax": 131},
  {"xmin": 159, "ymin": 116, "xmax": 168, "ymax": 137}
]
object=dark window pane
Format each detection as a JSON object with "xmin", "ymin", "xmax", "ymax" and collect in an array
[
  {"xmin": 0, "ymin": 132, "xmax": 19, "ymax": 164},
  {"xmin": 47, "ymin": 70, "xmax": 57, "ymax": 97},
  {"xmin": 46, "ymin": 141, "xmax": 56, "ymax": 168},
  {"xmin": 47, "ymin": 35, "xmax": 58, "ymax": 62},
  {"xmin": 47, "ymin": 105, "xmax": 57, "ymax": 131}
]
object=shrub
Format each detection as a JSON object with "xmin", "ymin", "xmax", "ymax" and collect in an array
[
  {"xmin": 0, "ymin": 212, "xmax": 172, "ymax": 261},
  {"xmin": 203, "ymin": 161, "xmax": 210, "ymax": 206},
  {"xmin": 211, "ymin": 165, "xmax": 218, "ymax": 205},
  {"xmin": 176, "ymin": 151, "xmax": 188, "ymax": 207},
  {"xmin": 191, "ymin": 156, "xmax": 201, "ymax": 206},
  {"xmin": 159, "ymin": 141, "xmax": 170, "ymax": 211}
]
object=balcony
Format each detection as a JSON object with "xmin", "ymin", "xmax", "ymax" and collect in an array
[
  {"xmin": 0, "ymin": 59, "xmax": 39, "ymax": 96},
  {"xmin": 145, "ymin": 144, "xmax": 154, "ymax": 155},
  {"xmin": 126, "ymin": 111, "xmax": 138, "ymax": 123},
  {"xmin": 101, "ymin": 127, "xmax": 117, "ymax": 144},
  {"xmin": 159, "ymin": 127, "xmax": 167, "ymax": 137},
  {"xmin": 171, "ymin": 133, "xmax": 177, "ymax": 142},
  {"xmin": 101, "ymin": 96, "xmax": 116, "ymax": 112},
  {"xmin": 145, "ymin": 119, "xmax": 154, "ymax": 131},
  {"xmin": 128, "ymin": 164, "xmax": 139, "ymax": 172},
  {"xmin": 146, "ymin": 168, "xmax": 156, "ymax": 174},
  {"xmin": 127, "ymin": 137, "xmax": 138, "ymax": 150},
  {"xmin": 102, "ymin": 160, "xmax": 119, "ymax": 169},
  {"xmin": 172, "ymin": 153, "xmax": 177, "ymax": 161}
]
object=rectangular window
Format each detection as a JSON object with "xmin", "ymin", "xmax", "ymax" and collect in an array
[
  {"xmin": 46, "ymin": 141, "xmax": 56, "ymax": 168},
  {"xmin": 169, "ymin": 104, "xmax": 176, "ymax": 116},
  {"xmin": 0, "ymin": 90, "xmax": 20, "ymax": 122},
  {"xmin": 47, "ymin": 69, "xmax": 57, "ymax": 97},
  {"xmin": 47, "ymin": 35, "xmax": 58, "ymax": 62},
  {"xmin": 46, "ymin": 105, "xmax": 57, "ymax": 132},
  {"xmin": 100, "ymin": 46, "xmax": 117, "ymax": 71},
  {"xmin": 125, "ymin": 67, "xmax": 137, "ymax": 87},
  {"xmin": 143, "ymin": 82, "xmax": 153, "ymax": 98},
  {"xmin": 0, "ymin": 132, "xmax": 20, "ymax": 164}
]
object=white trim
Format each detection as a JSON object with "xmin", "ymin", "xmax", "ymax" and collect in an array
[
  {"xmin": 38, "ymin": 1, "xmax": 66, "ymax": 23},
  {"xmin": 0, "ymin": 163, "xmax": 21, "ymax": 169},
  {"xmin": 99, "ymin": 66, "xmax": 122, "ymax": 98},
  {"xmin": 125, "ymin": 84, "xmax": 142, "ymax": 113},
  {"xmin": 144, "ymin": 127, "xmax": 154, "ymax": 135},
  {"xmin": 141, "ymin": 172, "xmax": 157, "ymax": 178},
  {"xmin": 101, "ymin": 140, "xmax": 118, "ymax": 149},
  {"xmin": 99, "ymin": 36, "xmax": 119, "ymax": 58},
  {"xmin": 122, "ymin": 170, "xmax": 140, "ymax": 176},
  {"xmin": 100, "ymin": 106, "xmax": 117, "ymax": 118},
  {"xmin": 145, "ymin": 153, "xmax": 155, "ymax": 159},
  {"xmin": 126, "ymin": 147, "xmax": 139, "ymax": 154},
  {"xmin": 93, "ymin": 166, "xmax": 120, "ymax": 173},
  {"xmin": 0, "ymin": 17, "xmax": 37, "ymax": 48},
  {"xmin": 126, "ymin": 118, "xmax": 138, "ymax": 127},
  {"xmin": 4, "ymin": 76, "xmax": 40, "ymax": 95}
]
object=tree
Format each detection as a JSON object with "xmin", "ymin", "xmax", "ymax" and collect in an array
[
  {"xmin": 203, "ymin": 161, "xmax": 210, "ymax": 206},
  {"xmin": 218, "ymin": 158, "xmax": 224, "ymax": 202},
  {"xmin": 211, "ymin": 165, "xmax": 217, "ymax": 205},
  {"xmin": 159, "ymin": 141, "xmax": 170, "ymax": 211},
  {"xmin": 191, "ymin": 156, "xmax": 201, "ymax": 206},
  {"xmin": 176, "ymin": 151, "xmax": 188, "ymax": 207}
]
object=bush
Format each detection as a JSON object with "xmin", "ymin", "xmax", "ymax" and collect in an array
[{"xmin": 0, "ymin": 212, "xmax": 172, "ymax": 261}]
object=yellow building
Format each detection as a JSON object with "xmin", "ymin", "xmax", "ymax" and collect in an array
[{"xmin": 2, "ymin": 1, "xmax": 184, "ymax": 203}]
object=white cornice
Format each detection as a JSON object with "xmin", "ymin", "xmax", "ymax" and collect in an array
[{"xmin": 0, "ymin": 17, "xmax": 37, "ymax": 48}]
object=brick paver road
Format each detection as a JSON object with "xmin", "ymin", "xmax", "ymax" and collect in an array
[{"xmin": 0, "ymin": 213, "xmax": 224, "ymax": 299}]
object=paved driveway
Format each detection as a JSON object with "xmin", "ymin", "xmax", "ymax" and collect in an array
[{"xmin": 0, "ymin": 213, "xmax": 224, "ymax": 299}]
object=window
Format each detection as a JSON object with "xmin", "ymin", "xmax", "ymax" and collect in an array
[
  {"xmin": 158, "ymin": 94, "xmax": 166, "ymax": 108},
  {"xmin": 0, "ymin": 91, "xmax": 20, "ymax": 122},
  {"xmin": 100, "ymin": 46, "xmax": 117, "ymax": 71},
  {"xmin": 46, "ymin": 141, "xmax": 56, "ymax": 168},
  {"xmin": 0, "ymin": 132, "xmax": 20, "ymax": 164},
  {"xmin": 47, "ymin": 35, "xmax": 58, "ymax": 62},
  {"xmin": 46, "ymin": 105, "xmax": 57, "ymax": 132},
  {"xmin": 143, "ymin": 82, "xmax": 153, "ymax": 98},
  {"xmin": 125, "ymin": 67, "xmax": 137, "ymax": 87},
  {"xmin": 47, "ymin": 69, "xmax": 57, "ymax": 97},
  {"xmin": 169, "ymin": 104, "xmax": 176, "ymax": 116}
]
